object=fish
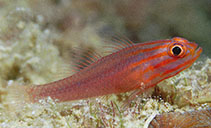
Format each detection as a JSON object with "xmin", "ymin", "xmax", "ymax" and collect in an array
[
  {"xmin": 148, "ymin": 108, "xmax": 211, "ymax": 128},
  {"xmin": 7, "ymin": 37, "xmax": 202, "ymax": 104}
]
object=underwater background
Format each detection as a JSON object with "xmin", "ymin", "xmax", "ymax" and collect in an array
[{"xmin": 0, "ymin": 0, "xmax": 210, "ymax": 127}]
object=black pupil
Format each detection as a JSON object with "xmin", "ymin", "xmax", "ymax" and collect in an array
[{"xmin": 172, "ymin": 46, "xmax": 181, "ymax": 56}]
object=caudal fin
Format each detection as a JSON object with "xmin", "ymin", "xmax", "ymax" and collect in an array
[{"xmin": 6, "ymin": 85, "xmax": 32, "ymax": 110}]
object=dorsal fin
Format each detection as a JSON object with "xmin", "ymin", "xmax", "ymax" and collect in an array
[
  {"xmin": 104, "ymin": 35, "xmax": 134, "ymax": 54},
  {"xmin": 71, "ymin": 47, "xmax": 102, "ymax": 72}
]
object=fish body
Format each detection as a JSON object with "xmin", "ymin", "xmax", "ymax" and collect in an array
[{"xmin": 12, "ymin": 37, "xmax": 203, "ymax": 103}]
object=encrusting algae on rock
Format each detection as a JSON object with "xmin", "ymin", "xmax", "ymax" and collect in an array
[
  {"xmin": 0, "ymin": 1, "xmax": 211, "ymax": 128},
  {"xmin": 149, "ymin": 108, "xmax": 211, "ymax": 128}
]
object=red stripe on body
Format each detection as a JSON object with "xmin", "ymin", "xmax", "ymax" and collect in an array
[
  {"xmin": 145, "ymin": 53, "xmax": 201, "ymax": 84},
  {"xmin": 132, "ymin": 51, "xmax": 168, "ymax": 68}
]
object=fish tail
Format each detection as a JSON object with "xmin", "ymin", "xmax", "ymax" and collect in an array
[{"xmin": 6, "ymin": 85, "xmax": 32, "ymax": 110}]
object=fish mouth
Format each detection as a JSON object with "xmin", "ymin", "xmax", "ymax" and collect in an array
[
  {"xmin": 195, "ymin": 46, "xmax": 203, "ymax": 55},
  {"xmin": 191, "ymin": 42, "xmax": 202, "ymax": 56},
  {"xmin": 184, "ymin": 46, "xmax": 202, "ymax": 71}
]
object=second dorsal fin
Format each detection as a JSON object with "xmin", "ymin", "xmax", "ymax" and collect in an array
[
  {"xmin": 71, "ymin": 47, "xmax": 102, "ymax": 72},
  {"xmin": 70, "ymin": 35, "xmax": 134, "ymax": 72},
  {"xmin": 104, "ymin": 35, "xmax": 134, "ymax": 54}
]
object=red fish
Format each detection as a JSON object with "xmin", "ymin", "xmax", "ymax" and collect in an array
[{"xmin": 8, "ymin": 37, "xmax": 202, "ymax": 103}]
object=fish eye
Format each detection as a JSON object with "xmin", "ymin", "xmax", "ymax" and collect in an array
[
  {"xmin": 172, "ymin": 46, "xmax": 182, "ymax": 56},
  {"xmin": 168, "ymin": 43, "xmax": 187, "ymax": 57}
]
